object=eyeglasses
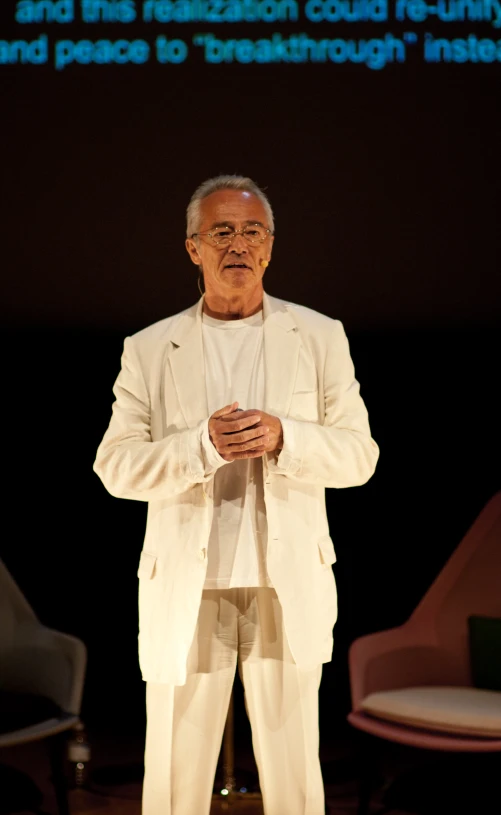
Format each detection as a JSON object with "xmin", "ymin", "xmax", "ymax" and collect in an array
[{"xmin": 191, "ymin": 224, "xmax": 273, "ymax": 247}]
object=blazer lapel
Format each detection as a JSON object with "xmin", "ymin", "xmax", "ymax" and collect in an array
[
  {"xmin": 263, "ymin": 293, "xmax": 301, "ymax": 417},
  {"xmin": 168, "ymin": 293, "xmax": 300, "ymax": 427},
  {"xmin": 168, "ymin": 297, "xmax": 208, "ymax": 429}
]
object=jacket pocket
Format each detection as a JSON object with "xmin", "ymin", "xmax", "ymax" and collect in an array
[
  {"xmin": 317, "ymin": 535, "xmax": 336, "ymax": 566},
  {"xmin": 137, "ymin": 550, "xmax": 157, "ymax": 579}
]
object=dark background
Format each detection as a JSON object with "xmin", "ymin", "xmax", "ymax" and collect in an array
[{"xmin": 1, "ymin": 0, "xmax": 500, "ymax": 746}]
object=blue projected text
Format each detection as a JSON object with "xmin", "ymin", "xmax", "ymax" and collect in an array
[{"xmin": 1, "ymin": 0, "xmax": 500, "ymax": 68}]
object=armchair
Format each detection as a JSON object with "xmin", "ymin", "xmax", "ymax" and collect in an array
[
  {"xmin": 0, "ymin": 558, "xmax": 87, "ymax": 814},
  {"xmin": 347, "ymin": 491, "xmax": 501, "ymax": 814}
]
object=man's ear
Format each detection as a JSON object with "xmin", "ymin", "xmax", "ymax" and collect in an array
[{"xmin": 185, "ymin": 238, "xmax": 202, "ymax": 266}]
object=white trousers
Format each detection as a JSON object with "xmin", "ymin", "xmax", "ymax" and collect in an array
[{"xmin": 143, "ymin": 587, "xmax": 325, "ymax": 815}]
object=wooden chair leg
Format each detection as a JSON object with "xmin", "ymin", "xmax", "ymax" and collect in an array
[{"xmin": 47, "ymin": 731, "xmax": 70, "ymax": 815}]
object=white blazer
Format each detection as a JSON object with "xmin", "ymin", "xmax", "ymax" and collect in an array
[{"xmin": 93, "ymin": 293, "xmax": 379, "ymax": 685}]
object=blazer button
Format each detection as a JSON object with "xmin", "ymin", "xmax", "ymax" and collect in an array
[{"xmin": 198, "ymin": 549, "xmax": 206, "ymax": 561}]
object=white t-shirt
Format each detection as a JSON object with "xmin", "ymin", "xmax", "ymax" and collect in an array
[{"xmin": 201, "ymin": 310, "xmax": 272, "ymax": 589}]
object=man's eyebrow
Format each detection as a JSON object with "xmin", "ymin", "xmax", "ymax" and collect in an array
[{"xmin": 209, "ymin": 221, "xmax": 233, "ymax": 229}]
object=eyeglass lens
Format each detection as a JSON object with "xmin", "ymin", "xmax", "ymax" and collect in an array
[{"xmin": 212, "ymin": 226, "xmax": 268, "ymax": 244}]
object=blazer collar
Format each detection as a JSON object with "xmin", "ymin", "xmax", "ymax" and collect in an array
[
  {"xmin": 168, "ymin": 293, "xmax": 300, "ymax": 428},
  {"xmin": 262, "ymin": 293, "xmax": 301, "ymax": 417},
  {"xmin": 168, "ymin": 298, "xmax": 207, "ymax": 429}
]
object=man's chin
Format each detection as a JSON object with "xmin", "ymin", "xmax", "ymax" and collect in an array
[{"xmin": 221, "ymin": 271, "xmax": 256, "ymax": 289}]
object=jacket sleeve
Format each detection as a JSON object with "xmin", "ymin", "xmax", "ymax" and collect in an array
[
  {"xmin": 93, "ymin": 336, "xmax": 227, "ymax": 502},
  {"xmin": 267, "ymin": 321, "xmax": 379, "ymax": 487}
]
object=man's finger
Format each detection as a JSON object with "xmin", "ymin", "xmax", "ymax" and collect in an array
[
  {"xmin": 220, "ymin": 426, "xmax": 268, "ymax": 446},
  {"xmin": 220, "ymin": 432, "xmax": 269, "ymax": 453},
  {"xmin": 219, "ymin": 409, "xmax": 260, "ymax": 423},
  {"xmin": 211, "ymin": 402, "xmax": 239, "ymax": 419},
  {"xmin": 218, "ymin": 414, "xmax": 262, "ymax": 434},
  {"xmin": 226, "ymin": 446, "xmax": 266, "ymax": 461}
]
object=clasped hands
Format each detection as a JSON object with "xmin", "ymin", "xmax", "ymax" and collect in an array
[{"xmin": 208, "ymin": 402, "xmax": 283, "ymax": 462}]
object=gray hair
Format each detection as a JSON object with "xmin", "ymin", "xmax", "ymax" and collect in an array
[{"xmin": 186, "ymin": 175, "xmax": 274, "ymax": 238}]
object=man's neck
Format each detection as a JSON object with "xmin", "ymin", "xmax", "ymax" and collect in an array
[{"xmin": 203, "ymin": 289, "xmax": 264, "ymax": 321}]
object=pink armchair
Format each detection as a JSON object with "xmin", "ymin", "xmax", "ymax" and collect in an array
[{"xmin": 347, "ymin": 490, "xmax": 501, "ymax": 813}]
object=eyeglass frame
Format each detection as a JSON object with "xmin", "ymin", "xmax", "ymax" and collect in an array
[{"xmin": 190, "ymin": 223, "xmax": 274, "ymax": 246}]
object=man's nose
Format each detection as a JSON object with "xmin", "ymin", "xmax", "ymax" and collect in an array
[{"xmin": 229, "ymin": 233, "xmax": 249, "ymax": 252}]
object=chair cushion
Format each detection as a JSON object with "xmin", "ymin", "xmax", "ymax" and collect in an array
[
  {"xmin": 0, "ymin": 690, "xmax": 61, "ymax": 735},
  {"xmin": 361, "ymin": 686, "xmax": 501, "ymax": 737},
  {"xmin": 469, "ymin": 615, "xmax": 501, "ymax": 692}
]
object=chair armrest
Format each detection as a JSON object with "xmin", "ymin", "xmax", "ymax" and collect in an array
[
  {"xmin": 348, "ymin": 624, "xmax": 458, "ymax": 710},
  {"xmin": 2, "ymin": 622, "xmax": 87, "ymax": 715}
]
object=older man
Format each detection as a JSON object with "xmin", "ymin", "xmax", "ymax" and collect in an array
[{"xmin": 93, "ymin": 175, "xmax": 379, "ymax": 815}]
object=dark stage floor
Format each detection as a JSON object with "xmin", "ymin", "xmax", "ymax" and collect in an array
[{"xmin": 1, "ymin": 713, "xmax": 499, "ymax": 815}]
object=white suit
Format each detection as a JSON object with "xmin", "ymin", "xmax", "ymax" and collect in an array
[{"xmin": 94, "ymin": 293, "xmax": 379, "ymax": 687}]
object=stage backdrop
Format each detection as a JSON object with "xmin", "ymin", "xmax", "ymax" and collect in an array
[
  {"xmin": 1, "ymin": 0, "xmax": 500, "ymax": 737},
  {"xmin": 1, "ymin": 0, "xmax": 500, "ymax": 330}
]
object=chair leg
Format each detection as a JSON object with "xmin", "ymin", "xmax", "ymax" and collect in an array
[
  {"xmin": 354, "ymin": 732, "xmax": 376, "ymax": 815},
  {"xmin": 47, "ymin": 731, "xmax": 70, "ymax": 815}
]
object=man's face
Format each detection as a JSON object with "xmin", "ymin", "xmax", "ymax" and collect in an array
[{"xmin": 185, "ymin": 189, "xmax": 274, "ymax": 297}]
